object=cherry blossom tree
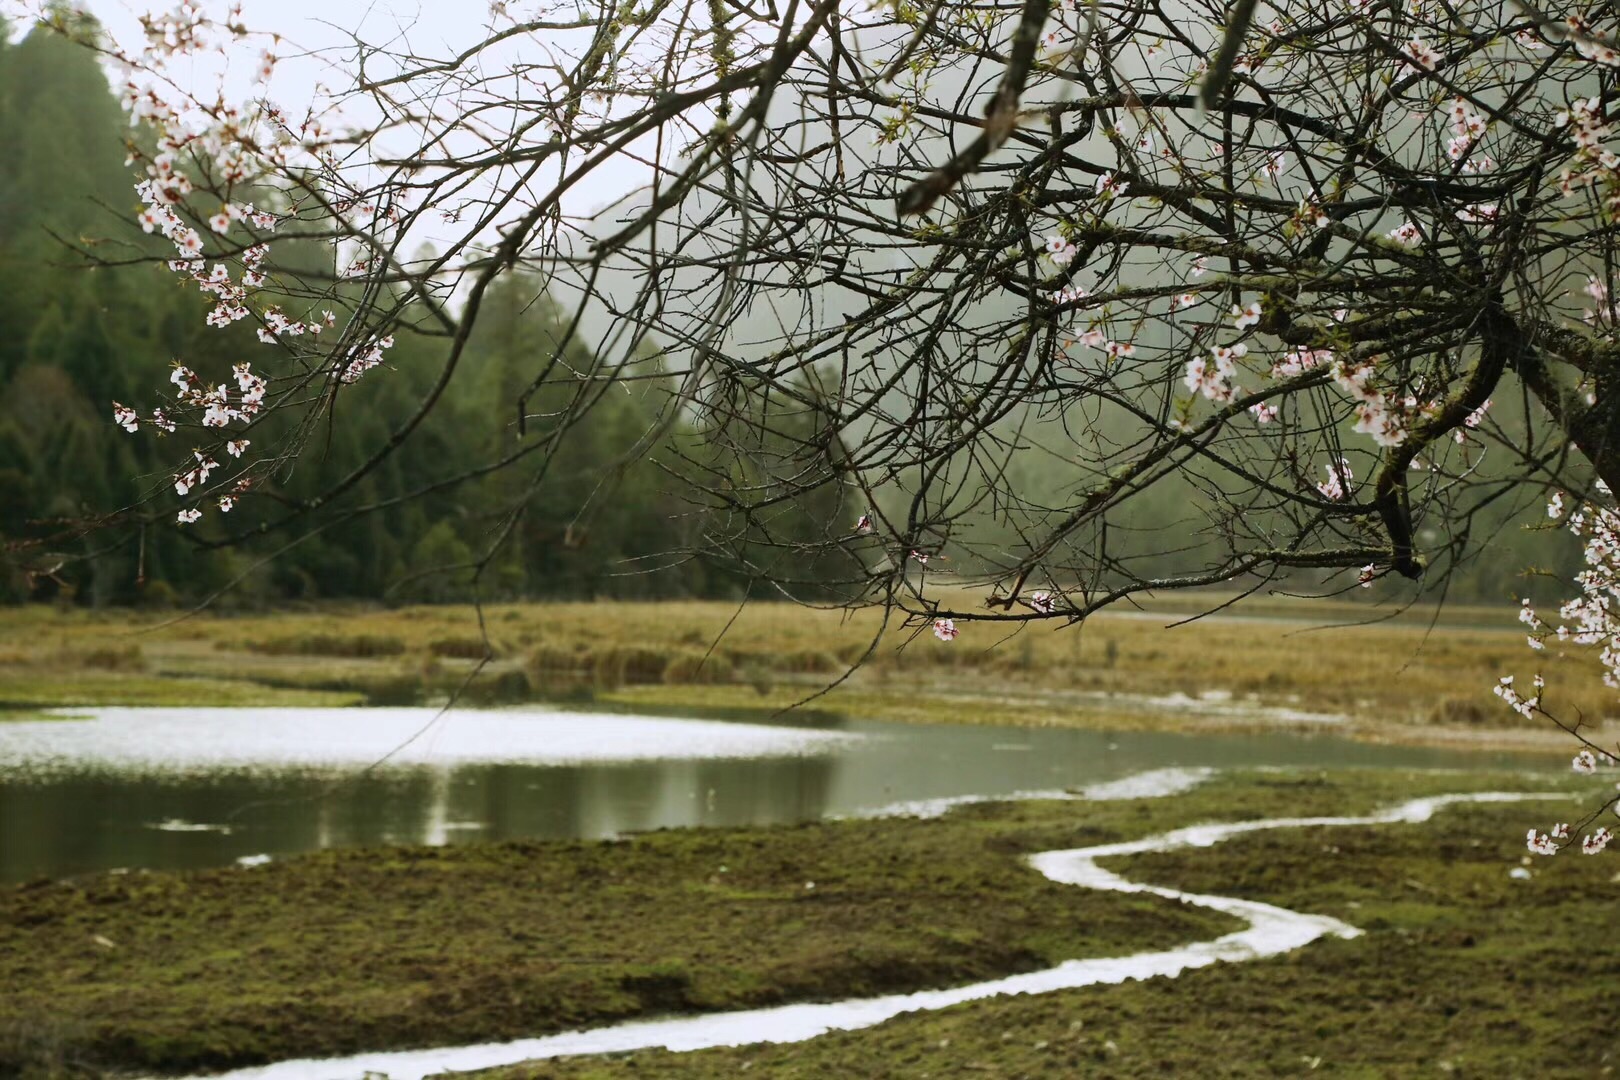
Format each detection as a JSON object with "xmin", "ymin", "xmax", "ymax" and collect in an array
[{"xmin": 17, "ymin": 0, "xmax": 1620, "ymax": 840}]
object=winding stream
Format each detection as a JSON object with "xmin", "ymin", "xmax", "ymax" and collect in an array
[{"xmin": 179, "ymin": 789, "xmax": 1569, "ymax": 1080}]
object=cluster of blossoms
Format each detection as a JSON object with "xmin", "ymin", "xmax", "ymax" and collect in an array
[
  {"xmin": 112, "ymin": 402, "xmax": 174, "ymax": 434},
  {"xmin": 135, "ymin": 164, "xmax": 284, "ymax": 337},
  {"xmin": 1176, "ymin": 300, "xmax": 1267, "ymax": 406},
  {"xmin": 1571, "ymin": 749, "xmax": 1611, "ymax": 774},
  {"xmin": 1562, "ymin": 17, "xmax": 1620, "ymax": 65},
  {"xmin": 1460, "ymin": 398, "xmax": 1492, "ymax": 439},
  {"xmin": 1290, "ymin": 197, "xmax": 1330, "ymax": 232},
  {"xmin": 172, "ymin": 450, "xmax": 219, "ymax": 497},
  {"xmin": 1095, "ymin": 174, "xmax": 1128, "ymax": 198},
  {"xmin": 1063, "ymin": 326, "xmax": 1134, "ymax": 359},
  {"xmin": 1554, "ymin": 98, "xmax": 1620, "ymax": 209},
  {"xmin": 1503, "ymin": 487, "xmax": 1620, "ymax": 854},
  {"xmin": 1518, "ymin": 598, "xmax": 1548, "ymax": 651},
  {"xmin": 1386, "ymin": 220, "xmax": 1423, "ymax": 248},
  {"xmin": 1455, "ymin": 202, "xmax": 1500, "ymax": 223},
  {"xmin": 1580, "ymin": 276, "xmax": 1620, "ymax": 325},
  {"xmin": 1271, "ymin": 346, "xmax": 1330, "ymax": 379},
  {"xmin": 1529, "ymin": 819, "xmax": 1614, "ymax": 856},
  {"xmin": 113, "ymin": 360, "xmax": 263, "ymax": 523},
  {"xmin": 164, "ymin": 361, "xmax": 267, "ymax": 430},
  {"xmin": 1492, "ymin": 673, "xmax": 1543, "ymax": 718},
  {"xmin": 98, "ymin": 0, "xmax": 414, "ymax": 531},
  {"xmin": 1333, "ymin": 361, "xmax": 1407, "ymax": 447},
  {"xmin": 1526, "ymin": 822, "xmax": 1568, "ymax": 855},
  {"xmin": 176, "ymin": 451, "xmax": 254, "ymax": 523},
  {"xmin": 1445, "ymin": 98, "xmax": 1494, "ymax": 173},
  {"xmin": 1060, "ymin": 264, "xmax": 1410, "ymax": 472},
  {"xmin": 1520, "ymin": 485, "xmax": 1620, "ymax": 683},
  {"xmin": 1185, "ymin": 343, "xmax": 1245, "ymax": 403},
  {"xmin": 1316, "ymin": 457, "xmax": 1354, "ymax": 501},
  {"xmin": 1402, "ymin": 37, "xmax": 1442, "ymax": 70},
  {"xmin": 256, "ymin": 304, "xmax": 337, "ymax": 345},
  {"xmin": 932, "ymin": 618, "xmax": 958, "ymax": 642}
]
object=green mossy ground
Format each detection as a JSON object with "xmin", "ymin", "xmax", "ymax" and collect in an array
[
  {"xmin": 0, "ymin": 785, "xmax": 1234, "ymax": 1076},
  {"xmin": 492, "ymin": 778, "xmax": 1615, "ymax": 1080},
  {"xmin": 0, "ymin": 672, "xmax": 360, "ymax": 709},
  {"xmin": 0, "ymin": 769, "xmax": 1596, "ymax": 1077}
]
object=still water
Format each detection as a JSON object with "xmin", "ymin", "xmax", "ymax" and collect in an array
[{"xmin": 0, "ymin": 704, "xmax": 1545, "ymax": 882}]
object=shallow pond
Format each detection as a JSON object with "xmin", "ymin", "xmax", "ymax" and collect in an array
[{"xmin": 0, "ymin": 704, "xmax": 1544, "ymax": 882}]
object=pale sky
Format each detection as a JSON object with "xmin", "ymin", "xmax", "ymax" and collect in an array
[{"xmin": 76, "ymin": 0, "xmax": 660, "ymax": 219}]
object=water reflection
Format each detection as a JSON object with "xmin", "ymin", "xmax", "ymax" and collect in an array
[
  {"xmin": 0, "ymin": 755, "xmax": 843, "ymax": 881},
  {"xmin": 0, "ymin": 706, "xmax": 1549, "ymax": 882}
]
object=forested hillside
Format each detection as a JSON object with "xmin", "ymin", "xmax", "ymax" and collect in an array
[{"xmin": 0, "ymin": 16, "xmax": 855, "ymax": 606}]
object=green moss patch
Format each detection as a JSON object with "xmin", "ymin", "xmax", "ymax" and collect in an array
[
  {"xmin": 0, "ymin": 790, "xmax": 1242, "ymax": 1076},
  {"xmin": 0, "ymin": 670, "xmax": 362, "ymax": 708},
  {"xmin": 488, "ymin": 777, "xmax": 1609, "ymax": 1079}
]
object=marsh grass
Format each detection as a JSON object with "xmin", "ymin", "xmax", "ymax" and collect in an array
[
  {"xmin": 0, "ymin": 597, "xmax": 1613, "ymax": 745},
  {"xmin": 491, "ymin": 777, "xmax": 1614, "ymax": 1080},
  {"xmin": 245, "ymin": 633, "xmax": 407, "ymax": 658},
  {"xmin": 0, "ymin": 778, "xmax": 1276, "ymax": 1075},
  {"xmin": 0, "ymin": 769, "xmax": 1591, "ymax": 1077}
]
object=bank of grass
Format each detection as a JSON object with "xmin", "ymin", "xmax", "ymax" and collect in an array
[
  {"xmin": 487, "ymin": 775, "xmax": 1612, "ymax": 1080},
  {"xmin": 0, "ymin": 671, "xmax": 360, "ymax": 709},
  {"xmin": 0, "ymin": 769, "xmax": 1592, "ymax": 1077},
  {"xmin": 0, "ymin": 709, "xmax": 85, "ymax": 723},
  {"xmin": 0, "ymin": 596, "xmax": 1614, "ymax": 748}
]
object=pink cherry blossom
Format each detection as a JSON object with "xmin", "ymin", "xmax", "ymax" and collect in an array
[
  {"xmin": 1403, "ymin": 38, "xmax": 1441, "ymax": 69},
  {"xmin": 1316, "ymin": 457, "xmax": 1353, "ymax": 501}
]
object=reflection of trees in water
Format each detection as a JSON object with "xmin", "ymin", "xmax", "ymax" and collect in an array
[
  {"xmin": 446, "ymin": 757, "xmax": 837, "ymax": 841},
  {"xmin": 0, "ymin": 776, "xmax": 120, "ymax": 880},
  {"xmin": 690, "ymin": 757, "xmax": 835, "ymax": 828},
  {"xmin": 0, "ymin": 723, "xmax": 1536, "ymax": 883},
  {"xmin": 0, "ymin": 757, "xmax": 841, "ymax": 882},
  {"xmin": 0, "ymin": 772, "xmax": 316, "ymax": 881}
]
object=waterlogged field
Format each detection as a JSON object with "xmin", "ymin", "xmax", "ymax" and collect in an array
[
  {"xmin": 0, "ymin": 769, "xmax": 1605, "ymax": 1078},
  {"xmin": 0, "ymin": 596, "xmax": 1613, "ymax": 752}
]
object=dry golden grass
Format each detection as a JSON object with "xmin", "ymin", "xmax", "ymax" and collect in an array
[{"xmin": 0, "ymin": 595, "xmax": 1612, "ymax": 748}]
